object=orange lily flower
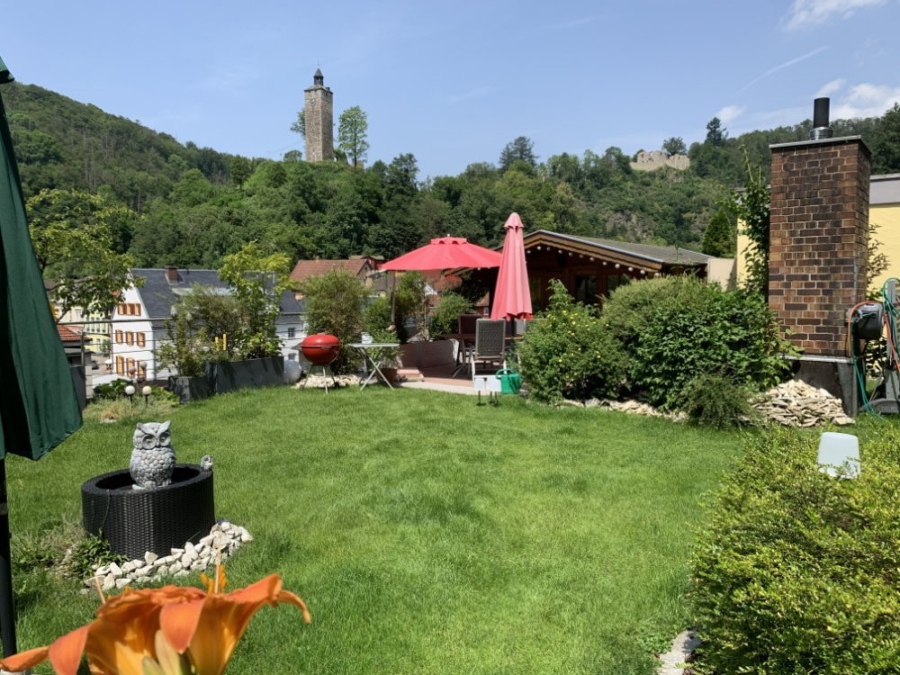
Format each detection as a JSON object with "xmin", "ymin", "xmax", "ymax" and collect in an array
[{"xmin": 0, "ymin": 572, "xmax": 310, "ymax": 675}]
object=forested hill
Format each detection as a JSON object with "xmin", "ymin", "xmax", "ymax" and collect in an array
[
  {"xmin": 3, "ymin": 81, "xmax": 237, "ymax": 210},
  {"xmin": 5, "ymin": 80, "xmax": 899, "ymax": 269}
]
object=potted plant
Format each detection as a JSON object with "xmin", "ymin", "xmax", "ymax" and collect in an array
[
  {"xmin": 209, "ymin": 243, "xmax": 289, "ymax": 393},
  {"xmin": 156, "ymin": 304, "xmax": 217, "ymax": 403}
]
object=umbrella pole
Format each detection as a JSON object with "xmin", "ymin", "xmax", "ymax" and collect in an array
[
  {"xmin": 390, "ymin": 272, "xmax": 397, "ymax": 326},
  {"xmin": 0, "ymin": 459, "xmax": 16, "ymax": 656}
]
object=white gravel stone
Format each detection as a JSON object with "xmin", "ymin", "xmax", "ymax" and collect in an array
[{"xmin": 84, "ymin": 524, "xmax": 254, "ymax": 588}]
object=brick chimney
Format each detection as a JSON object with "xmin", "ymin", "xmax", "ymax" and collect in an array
[
  {"xmin": 767, "ymin": 101, "xmax": 871, "ymax": 412},
  {"xmin": 164, "ymin": 266, "xmax": 179, "ymax": 284}
]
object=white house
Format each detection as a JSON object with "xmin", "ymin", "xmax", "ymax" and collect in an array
[{"xmin": 110, "ymin": 266, "xmax": 305, "ymax": 382}]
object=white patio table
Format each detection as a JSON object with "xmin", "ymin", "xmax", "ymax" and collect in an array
[{"xmin": 348, "ymin": 342, "xmax": 400, "ymax": 390}]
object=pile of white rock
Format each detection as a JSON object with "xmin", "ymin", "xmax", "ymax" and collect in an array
[
  {"xmin": 295, "ymin": 373, "xmax": 361, "ymax": 389},
  {"xmin": 752, "ymin": 379, "xmax": 854, "ymax": 427},
  {"xmin": 84, "ymin": 520, "xmax": 252, "ymax": 593}
]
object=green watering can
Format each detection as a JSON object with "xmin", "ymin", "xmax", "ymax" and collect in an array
[{"xmin": 495, "ymin": 368, "xmax": 521, "ymax": 395}]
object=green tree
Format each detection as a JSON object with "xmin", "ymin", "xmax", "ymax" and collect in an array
[
  {"xmin": 230, "ymin": 156, "xmax": 252, "ymax": 189},
  {"xmin": 218, "ymin": 241, "xmax": 292, "ymax": 359},
  {"xmin": 872, "ymin": 102, "xmax": 900, "ymax": 174},
  {"xmin": 290, "ymin": 110, "xmax": 306, "ymax": 139},
  {"xmin": 26, "ymin": 188, "xmax": 142, "ymax": 319},
  {"xmin": 337, "ymin": 106, "xmax": 370, "ymax": 167},
  {"xmin": 662, "ymin": 136, "xmax": 687, "ymax": 155},
  {"xmin": 730, "ymin": 147, "xmax": 770, "ymax": 297},
  {"xmin": 702, "ymin": 208, "xmax": 735, "ymax": 257},
  {"xmin": 499, "ymin": 136, "xmax": 537, "ymax": 172},
  {"xmin": 705, "ymin": 117, "xmax": 727, "ymax": 146}
]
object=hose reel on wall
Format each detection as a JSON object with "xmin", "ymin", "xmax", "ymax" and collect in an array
[{"xmin": 849, "ymin": 279, "xmax": 900, "ymax": 414}]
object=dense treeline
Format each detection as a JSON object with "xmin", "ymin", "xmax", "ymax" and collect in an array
[{"xmin": 6, "ymin": 80, "xmax": 900, "ymax": 270}]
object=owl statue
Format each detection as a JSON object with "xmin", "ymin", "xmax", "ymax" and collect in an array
[{"xmin": 129, "ymin": 420, "xmax": 176, "ymax": 490}]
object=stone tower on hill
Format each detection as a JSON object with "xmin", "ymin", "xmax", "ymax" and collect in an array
[{"xmin": 304, "ymin": 69, "xmax": 333, "ymax": 162}]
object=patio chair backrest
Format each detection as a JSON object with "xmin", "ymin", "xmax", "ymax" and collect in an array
[
  {"xmin": 458, "ymin": 313, "xmax": 480, "ymax": 335},
  {"xmin": 474, "ymin": 319, "xmax": 506, "ymax": 358}
]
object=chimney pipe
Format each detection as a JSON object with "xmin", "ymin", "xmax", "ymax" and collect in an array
[{"xmin": 810, "ymin": 97, "xmax": 833, "ymax": 140}]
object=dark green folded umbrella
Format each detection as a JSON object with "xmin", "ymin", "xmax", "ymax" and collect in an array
[
  {"xmin": 0, "ymin": 55, "xmax": 82, "ymax": 460},
  {"xmin": 0, "ymin": 54, "xmax": 83, "ymax": 656}
]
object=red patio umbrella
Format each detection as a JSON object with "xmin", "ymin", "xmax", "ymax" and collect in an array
[
  {"xmin": 381, "ymin": 236, "xmax": 502, "ymax": 271},
  {"xmin": 380, "ymin": 236, "xmax": 501, "ymax": 330},
  {"xmin": 491, "ymin": 213, "xmax": 533, "ymax": 321}
]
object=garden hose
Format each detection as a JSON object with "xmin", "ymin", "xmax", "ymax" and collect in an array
[
  {"xmin": 847, "ymin": 299, "xmax": 881, "ymax": 416},
  {"xmin": 882, "ymin": 278, "xmax": 900, "ymax": 408}
]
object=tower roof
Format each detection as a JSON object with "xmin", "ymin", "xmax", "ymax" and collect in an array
[{"xmin": 313, "ymin": 68, "xmax": 323, "ymax": 86}]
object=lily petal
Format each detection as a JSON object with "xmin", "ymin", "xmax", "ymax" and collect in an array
[
  {"xmin": 47, "ymin": 624, "xmax": 91, "ymax": 675},
  {"xmin": 0, "ymin": 645, "xmax": 51, "ymax": 673},
  {"xmin": 159, "ymin": 598, "xmax": 206, "ymax": 653}
]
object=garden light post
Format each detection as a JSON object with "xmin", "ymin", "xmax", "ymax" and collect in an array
[
  {"xmin": 125, "ymin": 384, "xmax": 135, "ymax": 405},
  {"xmin": 142, "ymin": 385, "xmax": 152, "ymax": 406}
]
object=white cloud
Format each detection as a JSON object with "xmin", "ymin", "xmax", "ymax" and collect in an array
[
  {"xmin": 816, "ymin": 78, "xmax": 846, "ymax": 97},
  {"xmin": 551, "ymin": 16, "xmax": 597, "ymax": 30},
  {"xmin": 716, "ymin": 105, "xmax": 746, "ymax": 124},
  {"xmin": 449, "ymin": 86, "xmax": 496, "ymax": 104},
  {"xmin": 831, "ymin": 82, "xmax": 900, "ymax": 118},
  {"xmin": 783, "ymin": 0, "xmax": 887, "ymax": 30},
  {"xmin": 738, "ymin": 46, "xmax": 829, "ymax": 93}
]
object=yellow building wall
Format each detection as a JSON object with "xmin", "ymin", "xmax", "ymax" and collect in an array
[
  {"xmin": 734, "ymin": 204, "xmax": 900, "ymax": 295},
  {"xmin": 870, "ymin": 203, "xmax": 900, "ymax": 295},
  {"xmin": 736, "ymin": 228, "xmax": 751, "ymax": 287}
]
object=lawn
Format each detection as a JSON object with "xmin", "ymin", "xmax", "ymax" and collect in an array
[{"xmin": 6, "ymin": 386, "xmax": 742, "ymax": 674}]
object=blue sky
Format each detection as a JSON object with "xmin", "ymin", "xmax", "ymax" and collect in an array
[{"xmin": 1, "ymin": 0, "xmax": 899, "ymax": 179}]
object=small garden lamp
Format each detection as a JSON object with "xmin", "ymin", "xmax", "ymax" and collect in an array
[
  {"xmin": 142, "ymin": 385, "xmax": 152, "ymax": 406},
  {"xmin": 124, "ymin": 384, "xmax": 135, "ymax": 405}
]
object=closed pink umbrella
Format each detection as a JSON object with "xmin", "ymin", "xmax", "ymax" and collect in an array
[{"xmin": 491, "ymin": 213, "xmax": 533, "ymax": 321}]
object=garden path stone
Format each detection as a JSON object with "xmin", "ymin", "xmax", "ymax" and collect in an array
[{"xmin": 656, "ymin": 630, "xmax": 699, "ymax": 675}]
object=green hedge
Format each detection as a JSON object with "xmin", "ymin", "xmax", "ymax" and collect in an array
[
  {"xmin": 690, "ymin": 426, "xmax": 900, "ymax": 674},
  {"xmin": 603, "ymin": 277, "xmax": 794, "ymax": 410}
]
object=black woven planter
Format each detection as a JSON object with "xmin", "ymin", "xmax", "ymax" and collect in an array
[{"xmin": 81, "ymin": 464, "xmax": 215, "ymax": 560}]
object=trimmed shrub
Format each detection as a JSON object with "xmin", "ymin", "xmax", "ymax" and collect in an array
[
  {"xmin": 518, "ymin": 280, "xmax": 626, "ymax": 403},
  {"xmin": 691, "ymin": 426, "xmax": 900, "ymax": 674},
  {"xmin": 602, "ymin": 277, "xmax": 794, "ymax": 409},
  {"xmin": 601, "ymin": 275, "xmax": 710, "ymax": 354}
]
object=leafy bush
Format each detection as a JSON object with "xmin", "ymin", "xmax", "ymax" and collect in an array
[
  {"xmin": 601, "ymin": 275, "xmax": 709, "ymax": 354},
  {"xmin": 691, "ymin": 426, "xmax": 900, "ymax": 674},
  {"xmin": 302, "ymin": 269, "xmax": 368, "ymax": 373},
  {"xmin": 92, "ymin": 379, "xmax": 129, "ymax": 400},
  {"xmin": 602, "ymin": 277, "xmax": 794, "ymax": 409},
  {"xmin": 518, "ymin": 280, "xmax": 626, "ymax": 403},
  {"xmin": 429, "ymin": 292, "xmax": 473, "ymax": 338},
  {"xmin": 680, "ymin": 373, "xmax": 755, "ymax": 428},
  {"xmin": 364, "ymin": 295, "xmax": 393, "ymax": 334}
]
